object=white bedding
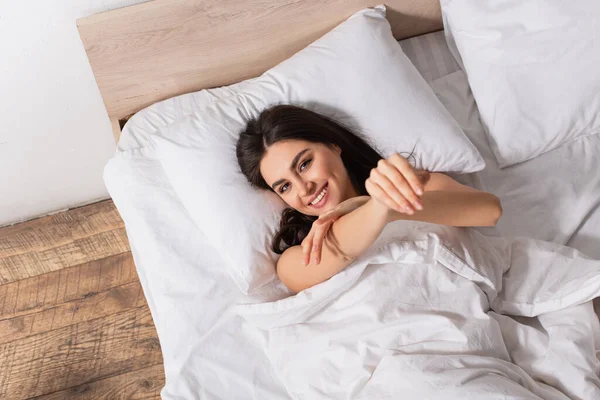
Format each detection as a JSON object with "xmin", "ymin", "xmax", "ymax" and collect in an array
[
  {"xmin": 569, "ymin": 206, "xmax": 600, "ymax": 260},
  {"xmin": 104, "ymin": 31, "xmax": 600, "ymax": 399},
  {"xmin": 238, "ymin": 223, "xmax": 600, "ymax": 399},
  {"xmin": 432, "ymin": 70, "xmax": 600, "ymax": 249},
  {"xmin": 104, "ymin": 148, "xmax": 289, "ymax": 399}
]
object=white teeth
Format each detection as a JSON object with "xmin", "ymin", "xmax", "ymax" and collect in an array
[{"xmin": 310, "ymin": 186, "xmax": 328, "ymax": 205}]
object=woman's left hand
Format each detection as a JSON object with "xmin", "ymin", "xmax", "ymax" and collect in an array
[
  {"xmin": 301, "ymin": 196, "xmax": 371, "ymax": 265},
  {"xmin": 365, "ymin": 153, "xmax": 429, "ymax": 216}
]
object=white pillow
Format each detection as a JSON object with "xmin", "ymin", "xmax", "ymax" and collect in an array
[
  {"xmin": 150, "ymin": 6, "xmax": 484, "ymax": 294},
  {"xmin": 441, "ymin": 0, "xmax": 600, "ymax": 167}
]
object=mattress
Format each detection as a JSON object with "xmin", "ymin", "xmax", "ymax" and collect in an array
[{"xmin": 105, "ymin": 30, "xmax": 600, "ymax": 399}]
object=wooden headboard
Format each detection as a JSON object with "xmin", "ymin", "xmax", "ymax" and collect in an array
[{"xmin": 76, "ymin": 0, "xmax": 442, "ymax": 142}]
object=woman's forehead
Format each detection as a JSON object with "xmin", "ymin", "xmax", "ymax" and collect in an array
[
  {"xmin": 269, "ymin": 139, "xmax": 313, "ymax": 154},
  {"xmin": 260, "ymin": 140, "xmax": 310, "ymax": 175}
]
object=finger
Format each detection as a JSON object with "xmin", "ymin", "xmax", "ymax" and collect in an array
[
  {"xmin": 303, "ymin": 218, "xmax": 327, "ymax": 265},
  {"xmin": 389, "ymin": 154, "xmax": 424, "ymax": 197},
  {"xmin": 311, "ymin": 221, "xmax": 334, "ymax": 265},
  {"xmin": 377, "ymin": 159, "xmax": 423, "ymax": 211},
  {"xmin": 309, "ymin": 221, "xmax": 326, "ymax": 265},
  {"xmin": 370, "ymin": 168, "xmax": 415, "ymax": 214},
  {"xmin": 301, "ymin": 233, "xmax": 313, "ymax": 266},
  {"xmin": 385, "ymin": 155, "xmax": 424, "ymax": 202},
  {"xmin": 366, "ymin": 178, "xmax": 411, "ymax": 214}
]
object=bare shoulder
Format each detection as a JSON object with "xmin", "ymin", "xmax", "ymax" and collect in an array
[
  {"xmin": 277, "ymin": 243, "xmax": 346, "ymax": 293},
  {"xmin": 276, "ymin": 245, "xmax": 307, "ymax": 294}
]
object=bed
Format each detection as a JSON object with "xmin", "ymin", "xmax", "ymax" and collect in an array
[{"xmin": 78, "ymin": 1, "xmax": 600, "ymax": 398}]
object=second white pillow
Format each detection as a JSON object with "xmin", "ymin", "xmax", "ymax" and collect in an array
[{"xmin": 442, "ymin": 0, "xmax": 600, "ymax": 167}]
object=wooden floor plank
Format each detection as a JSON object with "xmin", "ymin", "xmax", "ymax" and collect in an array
[
  {"xmin": 31, "ymin": 364, "xmax": 164, "ymax": 400},
  {"xmin": 0, "ymin": 200, "xmax": 123, "ymax": 258},
  {"xmin": 0, "ymin": 280, "xmax": 146, "ymax": 343},
  {"xmin": 0, "ymin": 252, "xmax": 137, "ymax": 321},
  {"xmin": 0, "ymin": 306, "xmax": 162, "ymax": 399},
  {"xmin": 0, "ymin": 200, "xmax": 129, "ymax": 285},
  {"xmin": 0, "ymin": 201, "xmax": 168, "ymax": 398},
  {"xmin": 0, "ymin": 228, "xmax": 130, "ymax": 285}
]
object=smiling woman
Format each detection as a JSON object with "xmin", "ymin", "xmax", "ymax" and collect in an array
[
  {"xmin": 260, "ymin": 141, "xmax": 358, "ymax": 215},
  {"xmin": 236, "ymin": 104, "xmax": 502, "ymax": 293},
  {"xmin": 237, "ymin": 104, "xmax": 383, "ymax": 248}
]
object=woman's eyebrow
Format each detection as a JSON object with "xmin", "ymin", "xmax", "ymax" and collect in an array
[{"xmin": 270, "ymin": 148, "xmax": 310, "ymax": 190}]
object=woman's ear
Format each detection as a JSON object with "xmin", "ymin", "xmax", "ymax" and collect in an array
[{"xmin": 332, "ymin": 144, "xmax": 342, "ymax": 155}]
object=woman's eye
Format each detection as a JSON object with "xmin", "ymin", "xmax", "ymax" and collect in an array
[
  {"xmin": 279, "ymin": 183, "xmax": 289, "ymax": 194},
  {"xmin": 299, "ymin": 159, "xmax": 312, "ymax": 172}
]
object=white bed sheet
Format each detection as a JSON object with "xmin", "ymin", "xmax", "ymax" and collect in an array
[
  {"xmin": 568, "ymin": 204, "xmax": 600, "ymax": 260},
  {"xmin": 104, "ymin": 31, "xmax": 600, "ymax": 399}
]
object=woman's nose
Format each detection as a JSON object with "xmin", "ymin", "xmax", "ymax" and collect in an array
[{"xmin": 297, "ymin": 180, "xmax": 313, "ymax": 197}]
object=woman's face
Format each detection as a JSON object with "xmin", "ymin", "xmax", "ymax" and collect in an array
[{"xmin": 260, "ymin": 139, "xmax": 357, "ymax": 216}]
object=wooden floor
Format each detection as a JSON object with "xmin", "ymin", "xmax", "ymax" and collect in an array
[{"xmin": 0, "ymin": 200, "xmax": 164, "ymax": 399}]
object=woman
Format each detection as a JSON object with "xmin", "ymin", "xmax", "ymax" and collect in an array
[{"xmin": 237, "ymin": 105, "xmax": 502, "ymax": 293}]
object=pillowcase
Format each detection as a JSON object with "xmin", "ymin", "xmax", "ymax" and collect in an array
[
  {"xmin": 441, "ymin": 0, "xmax": 600, "ymax": 167},
  {"xmin": 150, "ymin": 5, "xmax": 484, "ymax": 294}
]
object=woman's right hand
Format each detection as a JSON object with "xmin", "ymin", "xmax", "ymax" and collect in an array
[
  {"xmin": 365, "ymin": 153, "xmax": 430, "ymax": 216},
  {"xmin": 301, "ymin": 196, "xmax": 371, "ymax": 266}
]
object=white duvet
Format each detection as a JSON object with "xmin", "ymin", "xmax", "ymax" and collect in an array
[{"xmin": 237, "ymin": 222, "xmax": 600, "ymax": 399}]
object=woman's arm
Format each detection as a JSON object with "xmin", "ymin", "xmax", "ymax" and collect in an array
[
  {"xmin": 387, "ymin": 189, "xmax": 502, "ymax": 227},
  {"xmin": 277, "ymin": 172, "xmax": 502, "ymax": 293},
  {"xmin": 389, "ymin": 172, "xmax": 502, "ymax": 227},
  {"xmin": 277, "ymin": 197, "xmax": 391, "ymax": 293}
]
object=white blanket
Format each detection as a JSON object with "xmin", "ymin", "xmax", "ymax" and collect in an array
[{"xmin": 237, "ymin": 223, "xmax": 600, "ymax": 399}]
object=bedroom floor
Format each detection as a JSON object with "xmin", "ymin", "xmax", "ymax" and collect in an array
[{"xmin": 0, "ymin": 200, "xmax": 164, "ymax": 399}]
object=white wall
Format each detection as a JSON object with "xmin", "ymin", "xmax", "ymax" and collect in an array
[{"xmin": 0, "ymin": 0, "xmax": 150, "ymax": 227}]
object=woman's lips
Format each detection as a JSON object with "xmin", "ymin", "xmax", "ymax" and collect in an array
[{"xmin": 310, "ymin": 183, "xmax": 329, "ymax": 209}]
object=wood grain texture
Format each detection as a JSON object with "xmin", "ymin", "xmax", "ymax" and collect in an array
[
  {"xmin": 32, "ymin": 364, "xmax": 164, "ymax": 400},
  {"xmin": 0, "ymin": 278, "xmax": 146, "ymax": 344},
  {"xmin": 0, "ymin": 252, "xmax": 137, "ymax": 321},
  {"xmin": 0, "ymin": 306, "xmax": 162, "ymax": 399},
  {"xmin": 0, "ymin": 201, "xmax": 122, "ymax": 258},
  {"xmin": 77, "ymin": 0, "xmax": 442, "ymax": 136},
  {"xmin": 0, "ymin": 200, "xmax": 129, "ymax": 284},
  {"xmin": 0, "ymin": 201, "xmax": 165, "ymax": 398}
]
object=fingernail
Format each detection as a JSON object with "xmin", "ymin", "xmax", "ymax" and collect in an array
[
  {"xmin": 406, "ymin": 207, "xmax": 414, "ymax": 215},
  {"xmin": 414, "ymin": 201, "xmax": 423, "ymax": 210},
  {"xmin": 416, "ymin": 188, "xmax": 424, "ymax": 196}
]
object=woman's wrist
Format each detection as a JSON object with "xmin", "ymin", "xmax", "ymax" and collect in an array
[{"xmin": 367, "ymin": 197, "xmax": 394, "ymax": 224}]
